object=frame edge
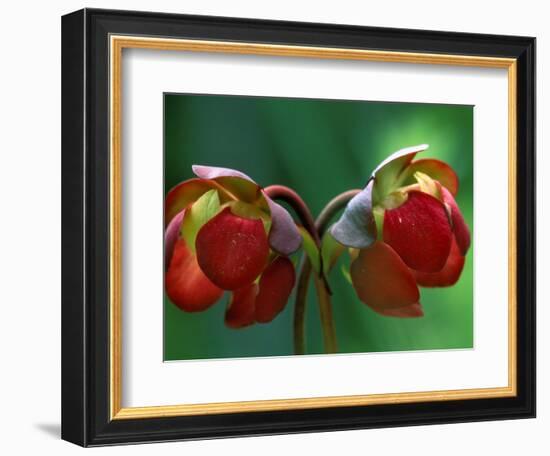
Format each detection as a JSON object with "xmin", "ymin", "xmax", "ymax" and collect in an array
[{"xmin": 61, "ymin": 8, "xmax": 88, "ymax": 448}]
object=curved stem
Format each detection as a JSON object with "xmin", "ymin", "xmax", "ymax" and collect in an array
[
  {"xmin": 292, "ymin": 189, "xmax": 363, "ymax": 354},
  {"xmin": 264, "ymin": 185, "xmax": 328, "ymax": 355},
  {"xmin": 263, "ymin": 185, "xmax": 320, "ymax": 245},
  {"xmin": 314, "ymin": 275, "xmax": 337, "ymax": 353},
  {"xmin": 293, "ymin": 257, "xmax": 311, "ymax": 354},
  {"xmin": 264, "ymin": 186, "xmax": 361, "ymax": 356},
  {"xmin": 316, "ymin": 189, "xmax": 362, "ymax": 234}
]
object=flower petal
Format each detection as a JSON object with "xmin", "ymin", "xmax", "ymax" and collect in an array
[
  {"xmin": 321, "ymin": 231, "xmax": 346, "ymax": 275},
  {"xmin": 192, "ymin": 165, "xmax": 262, "ymax": 204},
  {"xmin": 330, "ymin": 180, "xmax": 377, "ymax": 249},
  {"xmin": 225, "ymin": 284, "xmax": 258, "ymax": 329},
  {"xmin": 383, "ymin": 191, "xmax": 453, "ymax": 273},
  {"xmin": 255, "ymin": 257, "xmax": 296, "ymax": 323},
  {"xmin": 350, "ymin": 241, "xmax": 420, "ymax": 311},
  {"xmin": 372, "ymin": 144, "xmax": 429, "ymax": 199},
  {"xmin": 297, "ymin": 226, "xmax": 321, "ymax": 274},
  {"xmin": 165, "ymin": 178, "xmax": 216, "ymax": 227},
  {"xmin": 440, "ymin": 186, "xmax": 471, "ymax": 255},
  {"xmin": 195, "ymin": 207, "xmax": 269, "ymax": 290},
  {"xmin": 376, "ymin": 303, "xmax": 424, "ymax": 318},
  {"xmin": 165, "ymin": 209, "xmax": 185, "ymax": 271},
  {"xmin": 264, "ymin": 196, "xmax": 302, "ymax": 255},
  {"xmin": 404, "ymin": 158, "xmax": 459, "ymax": 195},
  {"xmin": 165, "ymin": 239, "xmax": 223, "ymax": 312},
  {"xmin": 192, "ymin": 164, "xmax": 254, "ymax": 182},
  {"xmin": 413, "ymin": 237, "xmax": 465, "ymax": 287}
]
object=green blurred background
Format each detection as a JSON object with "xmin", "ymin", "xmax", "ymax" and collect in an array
[{"xmin": 164, "ymin": 93, "xmax": 473, "ymax": 361}]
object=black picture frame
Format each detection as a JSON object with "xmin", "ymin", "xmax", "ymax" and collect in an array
[{"xmin": 62, "ymin": 8, "xmax": 536, "ymax": 447}]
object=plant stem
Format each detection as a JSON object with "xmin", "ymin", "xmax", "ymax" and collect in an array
[
  {"xmin": 263, "ymin": 185, "xmax": 320, "ymax": 244},
  {"xmin": 293, "ymin": 257, "xmax": 311, "ymax": 354},
  {"xmin": 316, "ymin": 189, "xmax": 363, "ymax": 234},
  {"xmin": 313, "ymin": 274, "xmax": 338, "ymax": 353},
  {"xmin": 293, "ymin": 189, "xmax": 362, "ymax": 354},
  {"xmin": 263, "ymin": 186, "xmax": 362, "ymax": 355},
  {"xmin": 263, "ymin": 185, "xmax": 323, "ymax": 355}
]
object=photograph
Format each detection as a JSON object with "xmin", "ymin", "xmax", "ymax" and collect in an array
[{"xmin": 164, "ymin": 94, "xmax": 474, "ymax": 360}]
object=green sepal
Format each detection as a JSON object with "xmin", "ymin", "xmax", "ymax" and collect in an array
[
  {"xmin": 180, "ymin": 189, "xmax": 221, "ymax": 254},
  {"xmin": 341, "ymin": 264, "xmax": 353, "ymax": 285},
  {"xmin": 321, "ymin": 230, "xmax": 345, "ymax": 276},
  {"xmin": 214, "ymin": 176, "xmax": 263, "ymax": 205},
  {"xmin": 372, "ymin": 144, "xmax": 429, "ymax": 203},
  {"xmin": 380, "ymin": 190, "xmax": 408, "ymax": 210},
  {"xmin": 229, "ymin": 200, "xmax": 272, "ymax": 234},
  {"xmin": 372, "ymin": 206, "xmax": 385, "ymax": 240},
  {"xmin": 297, "ymin": 226, "xmax": 321, "ymax": 275},
  {"xmin": 414, "ymin": 171, "xmax": 441, "ymax": 199}
]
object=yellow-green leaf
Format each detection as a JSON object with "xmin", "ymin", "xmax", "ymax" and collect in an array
[
  {"xmin": 341, "ymin": 264, "xmax": 352, "ymax": 285},
  {"xmin": 372, "ymin": 144, "xmax": 429, "ymax": 201},
  {"xmin": 297, "ymin": 226, "xmax": 321, "ymax": 275},
  {"xmin": 228, "ymin": 200, "xmax": 271, "ymax": 234},
  {"xmin": 321, "ymin": 230, "xmax": 345, "ymax": 275},
  {"xmin": 180, "ymin": 189, "xmax": 220, "ymax": 254},
  {"xmin": 414, "ymin": 171, "xmax": 440, "ymax": 198}
]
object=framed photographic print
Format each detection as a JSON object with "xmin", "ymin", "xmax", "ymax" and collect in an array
[{"xmin": 61, "ymin": 8, "xmax": 536, "ymax": 447}]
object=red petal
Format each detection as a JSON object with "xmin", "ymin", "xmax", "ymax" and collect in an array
[
  {"xmin": 383, "ymin": 191, "xmax": 453, "ymax": 273},
  {"xmin": 440, "ymin": 186, "xmax": 471, "ymax": 255},
  {"xmin": 376, "ymin": 303, "xmax": 424, "ymax": 318},
  {"xmin": 413, "ymin": 237, "xmax": 465, "ymax": 287},
  {"xmin": 255, "ymin": 257, "xmax": 296, "ymax": 323},
  {"xmin": 165, "ymin": 178, "xmax": 215, "ymax": 227},
  {"xmin": 195, "ymin": 207, "xmax": 269, "ymax": 290},
  {"xmin": 225, "ymin": 284, "xmax": 258, "ymax": 329},
  {"xmin": 165, "ymin": 239, "xmax": 223, "ymax": 312},
  {"xmin": 350, "ymin": 241, "xmax": 420, "ymax": 311},
  {"xmin": 405, "ymin": 159, "xmax": 459, "ymax": 195}
]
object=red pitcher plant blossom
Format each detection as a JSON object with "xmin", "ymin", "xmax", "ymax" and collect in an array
[
  {"xmin": 164, "ymin": 147, "xmax": 471, "ymax": 354},
  {"xmin": 165, "ymin": 165, "xmax": 302, "ymax": 328},
  {"xmin": 329, "ymin": 145, "xmax": 471, "ymax": 318}
]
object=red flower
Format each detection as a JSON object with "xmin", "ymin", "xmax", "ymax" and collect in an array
[
  {"xmin": 331, "ymin": 145, "xmax": 471, "ymax": 318},
  {"xmin": 165, "ymin": 166, "xmax": 301, "ymax": 328}
]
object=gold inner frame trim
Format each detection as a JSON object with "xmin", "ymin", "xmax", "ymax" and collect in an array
[{"xmin": 109, "ymin": 35, "xmax": 518, "ymax": 420}]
